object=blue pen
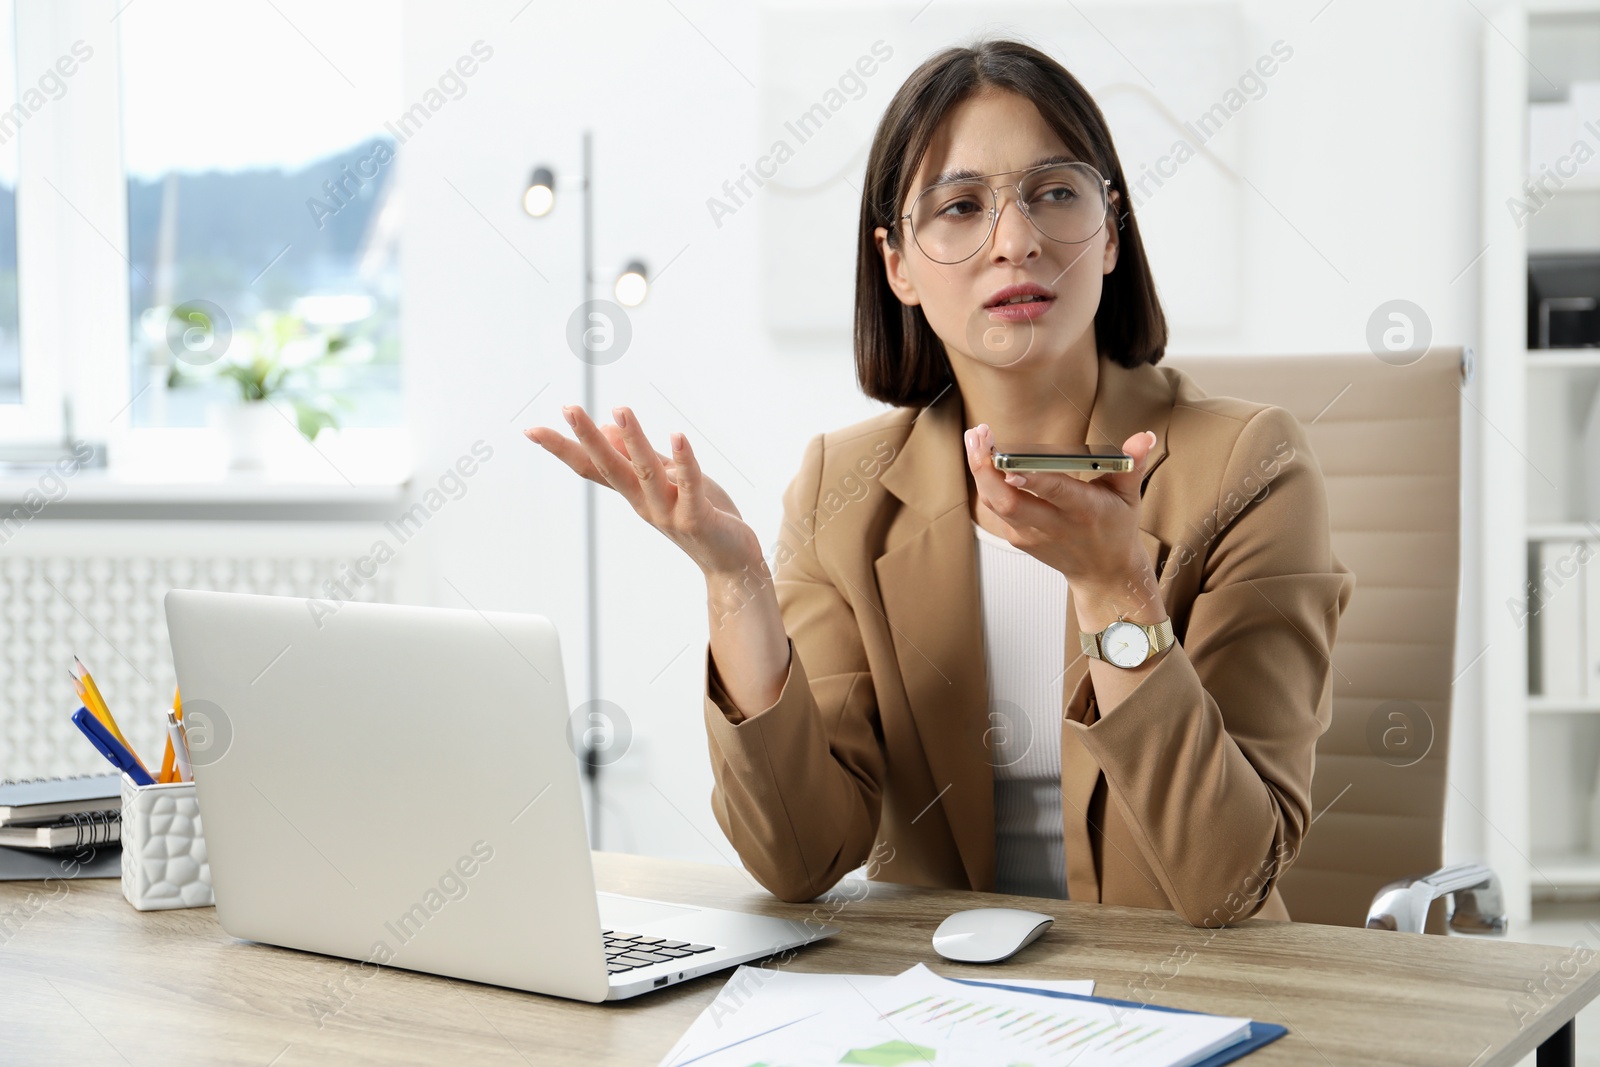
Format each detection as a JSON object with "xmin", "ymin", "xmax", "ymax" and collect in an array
[{"xmin": 71, "ymin": 706, "xmax": 155, "ymax": 786}]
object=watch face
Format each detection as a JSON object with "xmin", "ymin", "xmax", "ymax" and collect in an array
[{"xmin": 1102, "ymin": 620, "xmax": 1150, "ymax": 668}]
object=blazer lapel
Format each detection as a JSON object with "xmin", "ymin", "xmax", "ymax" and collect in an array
[
  {"xmin": 875, "ymin": 387, "xmax": 995, "ymax": 890},
  {"xmin": 874, "ymin": 356, "xmax": 1179, "ymax": 896}
]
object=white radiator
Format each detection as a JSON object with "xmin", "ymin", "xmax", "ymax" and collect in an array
[{"xmin": 1, "ymin": 522, "xmax": 415, "ymax": 780}]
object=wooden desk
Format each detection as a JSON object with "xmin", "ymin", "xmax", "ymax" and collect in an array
[{"xmin": 0, "ymin": 852, "xmax": 1592, "ymax": 1065}]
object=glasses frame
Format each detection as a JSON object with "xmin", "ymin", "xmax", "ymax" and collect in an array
[{"xmin": 897, "ymin": 161, "xmax": 1115, "ymax": 265}]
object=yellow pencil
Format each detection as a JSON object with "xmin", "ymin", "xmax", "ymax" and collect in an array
[
  {"xmin": 69, "ymin": 673, "xmax": 115, "ymax": 738},
  {"xmin": 72, "ymin": 659, "xmax": 126, "ymax": 746},
  {"xmin": 72, "ymin": 657, "xmax": 149, "ymax": 775}
]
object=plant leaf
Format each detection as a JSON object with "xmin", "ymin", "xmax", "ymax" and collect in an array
[{"xmin": 291, "ymin": 398, "xmax": 340, "ymax": 441}]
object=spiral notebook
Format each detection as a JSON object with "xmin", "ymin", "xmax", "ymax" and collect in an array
[
  {"xmin": 0, "ymin": 809, "xmax": 121, "ymax": 851},
  {"xmin": 0, "ymin": 773, "xmax": 123, "ymax": 880},
  {"xmin": 0, "ymin": 772, "xmax": 121, "ymax": 827}
]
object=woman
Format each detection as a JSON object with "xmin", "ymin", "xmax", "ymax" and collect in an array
[{"xmin": 526, "ymin": 39, "xmax": 1354, "ymax": 928}]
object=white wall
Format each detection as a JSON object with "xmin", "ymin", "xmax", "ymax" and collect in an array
[{"xmin": 400, "ymin": 0, "xmax": 1493, "ymax": 870}]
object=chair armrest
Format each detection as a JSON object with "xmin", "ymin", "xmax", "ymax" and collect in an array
[{"xmin": 1365, "ymin": 862, "xmax": 1508, "ymax": 935}]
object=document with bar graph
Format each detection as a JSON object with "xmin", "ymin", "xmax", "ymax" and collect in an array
[{"xmin": 689, "ymin": 963, "xmax": 1254, "ymax": 1067}]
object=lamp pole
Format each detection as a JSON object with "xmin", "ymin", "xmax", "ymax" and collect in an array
[
  {"xmin": 578, "ymin": 130, "xmax": 601, "ymax": 850},
  {"xmin": 526, "ymin": 132, "xmax": 647, "ymax": 850}
]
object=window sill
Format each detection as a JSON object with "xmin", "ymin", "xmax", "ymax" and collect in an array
[{"xmin": 1, "ymin": 427, "xmax": 412, "ymax": 506}]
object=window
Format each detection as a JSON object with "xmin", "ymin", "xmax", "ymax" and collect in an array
[
  {"xmin": 0, "ymin": 3, "xmax": 21, "ymax": 408},
  {"xmin": 118, "ymin": 0, "xmax": 402, "ymax": 432}
]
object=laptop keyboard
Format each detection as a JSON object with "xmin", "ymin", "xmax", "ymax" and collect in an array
[{"xmin": 603, "ymin": 929, "xmax": 716, "ymax": 975}]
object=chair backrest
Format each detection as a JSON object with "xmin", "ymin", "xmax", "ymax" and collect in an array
[{"xmin": 1166, "ymin": 347, "xmax": 1468, "ymax": 931}]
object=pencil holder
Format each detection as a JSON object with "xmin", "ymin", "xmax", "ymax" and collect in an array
[{"xmin": 120, "ymin": 773, "xmax": 213, "ymax": 911}]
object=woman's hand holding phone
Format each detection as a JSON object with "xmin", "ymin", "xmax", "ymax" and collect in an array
[{"xmin": 964, "ymin": 422, "xmax": 1164, "ymax": 626}]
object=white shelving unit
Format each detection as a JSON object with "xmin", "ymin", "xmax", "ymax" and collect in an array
[
  {"xmin": 1483, "ymin": 2, "xmax": 1600, "ymax": 915},
  {"xmin": 1528, "ymin": 349, "xmax": 1600, "ymax": 370}
]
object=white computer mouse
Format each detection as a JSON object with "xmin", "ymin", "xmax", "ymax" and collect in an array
[{"xmin": 932, "ymin": 907, "xmax": 1055, "ymax": 963}]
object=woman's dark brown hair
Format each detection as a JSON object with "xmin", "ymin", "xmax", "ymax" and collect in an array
[{"xmin": 856, "ymin": 38, "xmax": 1168, "ymax": 408}]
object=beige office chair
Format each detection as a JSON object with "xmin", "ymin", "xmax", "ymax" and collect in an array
[{"xmin": 1168, "ymin": 347, "xmax": 1503, "ymax": 936}]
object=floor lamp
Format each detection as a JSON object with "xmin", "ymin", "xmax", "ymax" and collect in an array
[{"xmin": 524, "ymin": 131, "xmax": 649, "ymax": 849}]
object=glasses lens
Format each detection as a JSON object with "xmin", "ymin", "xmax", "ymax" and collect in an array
[
  {"xmin": 1020, "ymin": 164, "xmax": 1106, "ymax": 245},
  {"xmin": 908, "ymin": 181, "xmax": 993, "ymax": 264},
  {"xmin": 905, "ymin": 164, "xmax": 1108, "ymax": 263}
]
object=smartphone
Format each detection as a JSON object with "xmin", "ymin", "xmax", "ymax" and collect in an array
[{"xmin": 991, "ymin": 443, "xmax": 1133, "ymax": 474}]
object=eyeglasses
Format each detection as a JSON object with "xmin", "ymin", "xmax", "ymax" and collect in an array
[{"xmin": 897, "ymin": 161, "xmax": 1112, "ymax": 265}]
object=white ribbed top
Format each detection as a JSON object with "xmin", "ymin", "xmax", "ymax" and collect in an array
[{"xmin": 972, "ymin": 519, "xmax": 1070, "ymax": 900}]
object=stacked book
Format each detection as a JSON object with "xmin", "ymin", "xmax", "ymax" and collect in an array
[{"xmin": 0, "ymin": 773, "xmax": 122, "ymax": 853}]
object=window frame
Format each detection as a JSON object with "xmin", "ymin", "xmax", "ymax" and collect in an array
[{"xmin": 1, "ymin": 0, "xmax": 405, "ymax": 477}]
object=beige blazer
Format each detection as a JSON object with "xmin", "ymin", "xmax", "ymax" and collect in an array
[{"xmin": 701, "ymin": 353, "xmax": 1356, "ymax": 927}]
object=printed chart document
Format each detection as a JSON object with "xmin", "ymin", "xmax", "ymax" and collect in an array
[
  {"xmin": 666, "ymin": 963, "xmax": 1251, "ymax": 1067},
  {"xmin": 661, "ymin": 966, "xmax": 1094, "ymax": 1067}
]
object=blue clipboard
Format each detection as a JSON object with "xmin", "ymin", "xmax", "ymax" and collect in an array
[{"xmin": 947, "ymin": 977, "xmax": 1288, "ymax": 1067}]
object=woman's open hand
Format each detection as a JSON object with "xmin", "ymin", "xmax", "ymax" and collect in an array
[
  {"xmin": 525, "ymin": 405, "xmax": 764, "ymax": 579},
  {"xmin": 964, "ymin": 423, "xmax": 1159, "ymax": 599}
]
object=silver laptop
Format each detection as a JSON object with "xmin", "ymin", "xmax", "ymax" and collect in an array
[{"xmin": 164, "ymin": 589, "xmax": 836, "ymax": 1002}]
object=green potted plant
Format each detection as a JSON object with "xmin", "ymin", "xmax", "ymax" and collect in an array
[{"xmin": 169, "ymin": 309, "xmax": 357, "ymax": 469}]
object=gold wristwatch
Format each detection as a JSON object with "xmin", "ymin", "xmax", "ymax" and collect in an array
[{"xmin": 1080, "ymin": 614, "xmax": 1175, "ymax": 669}]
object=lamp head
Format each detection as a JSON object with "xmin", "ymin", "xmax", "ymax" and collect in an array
[
  {"xmin": 523, "ymin": 166, "xmax": 556, "ymax": 217},
  {"xmin": 614, "ymin": 260, "xmax": 649, "ymax": 307}
]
